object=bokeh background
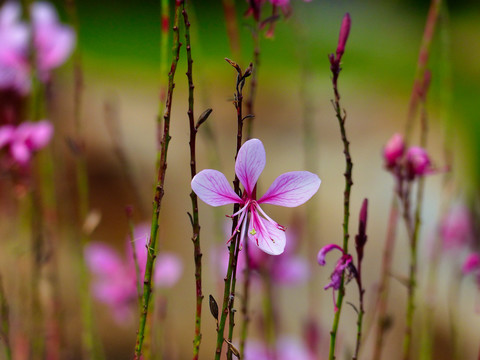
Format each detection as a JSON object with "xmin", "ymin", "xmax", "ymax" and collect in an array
[{"xmin": 1, "ymin": 0, "xmax": 480, "ymax": 359}]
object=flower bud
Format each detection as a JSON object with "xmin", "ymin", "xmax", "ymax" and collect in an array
[
  {"xmin": 336, "ymin": 13, "xmax": 351, "ymax": 60},
  {"xmin": 406, "ymin": 146, "xmax": 432, "ymax": 179},
  {"xmin": 383, "ymin": 133, "xmax": 404, "ymax": 168}
]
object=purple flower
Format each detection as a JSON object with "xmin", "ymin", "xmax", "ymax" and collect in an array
[
  {"xmin": 406, "ymin": 146, "xmax": 434, "ymax": 179},
  {"xmin": 192, "ymin": 139, "xmax": 321, "ymax": 255},
  {"xmin": 317, "ymin": 244, "xmax": 353, "ymax": 311},
  {"xmin": 0, "ymin": 1, "xmax": 30, "ymax": 93},
  {"xmin": 440, "ymin": 204, "xmax": 473, "ymax": 250},
  {"xmin": 30, "ymin": 2, "xmax": 75, "ymax": 81},
  {"xmin": 85, "ymin": 224, "xmax": 183, "ymax": 323},
  {"xmin": 0, "ymin": 120, "xmax": 53, "ymax": 165},
  {"xmin": 383, "ymin": 133, "xmax": 405, "ymax": 169}
]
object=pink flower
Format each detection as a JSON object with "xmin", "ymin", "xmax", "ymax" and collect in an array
[
  {"xmin": 440, "ymin": 204, "xmax": 473, "ymax": 250},
  {"xmin": 30, "ymin": 2, "xmax": 75, "ymax": 81},
  {"xmin": 85, "ymin": 224, "xmax": 183, "ymax": 323},
  {"xmin": 192, "ymin": 139, "xmax": 321, "ymax": 255},
  {"xmin": 244, "ymin": 336, "xmax": 313, "ymax": 360},
  {"xmin": 0, "ymin": 120, "xmax": 53, "ymax": 165},
  {"xmin": 462, "ymin": 253, "xmax": 480, "ymax": 275},
  {"xmin": 406, "ymin": 146, "xmax": 434, "ymax": 179},
  {"xmin": 317, "ymin": 244, "xmax": 353, "ymax": 311},
  {"xmin": 383, "ymin": 133, "xmax": 405, "ymax": 168},
  {"xmin": 0, "ymin": 1, "xmax": 30, "ymax": 93}
]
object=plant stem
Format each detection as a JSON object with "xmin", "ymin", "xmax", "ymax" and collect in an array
[
  {"xmin": 328, "ymin": 64, "xmax": 353, "ymax": 360},
  {"xmin": 214, "ymin": 60, "xmax": 250, "ymax": 360},
  {"xmin": 0, "ymin": 275, "xmax": 12, "ymax": 360},
  {"xmin": 239, "ymin": 239, "xmax": 251, "ymax": 358},
  {"xmin": 372, "ymin": 197, "xmax": 399, "ymax": 360},
  {"xmin": 182, "ymin": 3, "xmax": 204, "ymax": 359},
  {"xmin": 405, "ymin": 0, "xmax": 442, "ymax": 141},
  {"xmin": 246, "ymin": 18, "xmax": 260, "ymax": 139},
  {"xmin": 156, "ymin": 0, "xmax": 170, "ymax": 171},
  {"xmin": 134, "ymin": 2, "xmax": 182, "ymax": 358}
]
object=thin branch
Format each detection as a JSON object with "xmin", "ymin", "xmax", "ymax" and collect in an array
[{"xmin": 134, "ymin": 2, "xmax": 183, "ymax": 358}]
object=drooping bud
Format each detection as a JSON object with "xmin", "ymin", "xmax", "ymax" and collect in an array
[
  {"xmin": 383, "ymin": 133, "xmax": 405, "ymax": 169},
  {"xmin": 336, "ymin": 13, "xmax": 351, "ymax": 61},
  {"xmin": 317, "ymin": 243, "xmax": 343, "ymax": 266},
  {"xmin": 355, "ymin": 198, "xmax": 368, "ymax": 264},
  {"xmin": 406, "ymin": 146, "xmax": 433, "ymax": 179}
]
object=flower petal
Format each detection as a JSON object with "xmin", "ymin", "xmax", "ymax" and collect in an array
[
  {"xmin": 192, "ymin": 169, "xmax": 242, "ymax": 206},
  {"xmin": 248, "ymin": 211, "xmax": 286, "ymax": 255},
  {"xmin": 235, "ymin": 138, "xmax": 265, "ymax": 196},
  {"xmin": 258, "ymin": 171, "xmax": 321, "ymax": 207},
  {"xmin": 317, "ymin": 243, "xmax": 343, "ymax": 266}
]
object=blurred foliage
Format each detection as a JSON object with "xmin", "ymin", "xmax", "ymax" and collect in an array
[{"xmin": 58, "ymin": 0, "xmax": 480, "ymax": 198}]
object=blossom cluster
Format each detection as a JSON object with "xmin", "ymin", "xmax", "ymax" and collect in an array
[
  {"xmin": 0, "ymin": 1, "xmax": 75, "ymax": 94},
  {"xmin": 383, "ymin": 133, "xmax": 435, "ymax": 180},
  {"xmin": 0, "ymin": 120, "xmax": 53, "ymax": 166}
]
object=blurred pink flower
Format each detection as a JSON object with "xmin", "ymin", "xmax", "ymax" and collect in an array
[
  {"xmin": 30, "ymin": 2, "xmax": 75, "ymax": 81},
  {"xmin": 406, "ymin": 146, "xmax": 434, "ymax": 179},
  {"xmin": 192, "ymin": 138, "xmax": 321, "ymax": 255},
  {"xmin": 0, "ymin": 1, "xmax": 75, "ymax": 92},
  {"xmin": 85, "ymin": 224, "xmax": 183, "ymax": 323},
  {"xmin": 440, "ymin": 204, "xmax": 473, "ymax": 250},
  {"xmin": 317, "ymin": 244, "xmax": 353, "ymax": 311},
  {"xmin": 462, "ymin": 253, "xmax": 480, "ymax": 275},
  {"xmin": 0, "ymin": 120, "xmax": 53, "ymax": 165},
  {"xmin": 0, "ymin": 1, "xmax": 30, "ymax": 93},
  {"xmin": 383, "ymin": 133, "xmax": 405, "ymax": 169},
  {"xmin": 462, "ymin": 253, "xmax": 480, "ymax": 290},
  {"xmin": 244, "ymin": 336, "xmax": 313, "ymax": 360}
]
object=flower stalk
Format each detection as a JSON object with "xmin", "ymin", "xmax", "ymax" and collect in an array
[
  {"xmin": 327, "ymin": 13, "xmax": 353, "ymax": 360},
  {"xmin": 214, "ymin": 59, "xmax": 251, "ymax": 360},
  {"xmin": 134, "ymin": 1, "xmax": 183, "ymax": 358},
  {"xmin": 182, "ymin": 3, "xmax": 209, "ymax": 358},
  {"xmin": 402, "ymin": 71, "xmax": 431, "ymax": 360},
  {"xmin": 353, "ymin": 199, "xmax": 368, "ymax": 360},
  {"xmin": 0, "ymin": 275, "xmax": 11, "ymax": 360}
]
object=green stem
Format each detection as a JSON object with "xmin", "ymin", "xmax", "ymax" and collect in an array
[
  {"xmin": 182, "ymin": 2, "xmax": 204, "ymax": 359},
  {"xmin": 0, "ymin": 275, "xmax": 12, "ymax": 360},
  {"xmin": 214, "ymin": 60, "xmax": 249, "ymax": 360},
  {"xmin": 372, "ymin": 197, "xmax": 399, "ymax": 360},
  {"xmin": 239, "ymin": 239, "xmax": 251, "ymax": 358},
  {"xmin": 246, "ymin": 18, "xmax": 260, "ymax": 139},
  {"xmin": 405, "ymin": 0, "xmax": 442, "ymax": 141},
  {"xmin": 156, "ymin": 0, "xmax": 170, "ymax": 172},
  {"xmin": 134, "ymin": 3, "xmax": 182, "ymax": 358},
  {"xmin": 328, "ymin": 75, "xmax": 353, "ymax": 360}
]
